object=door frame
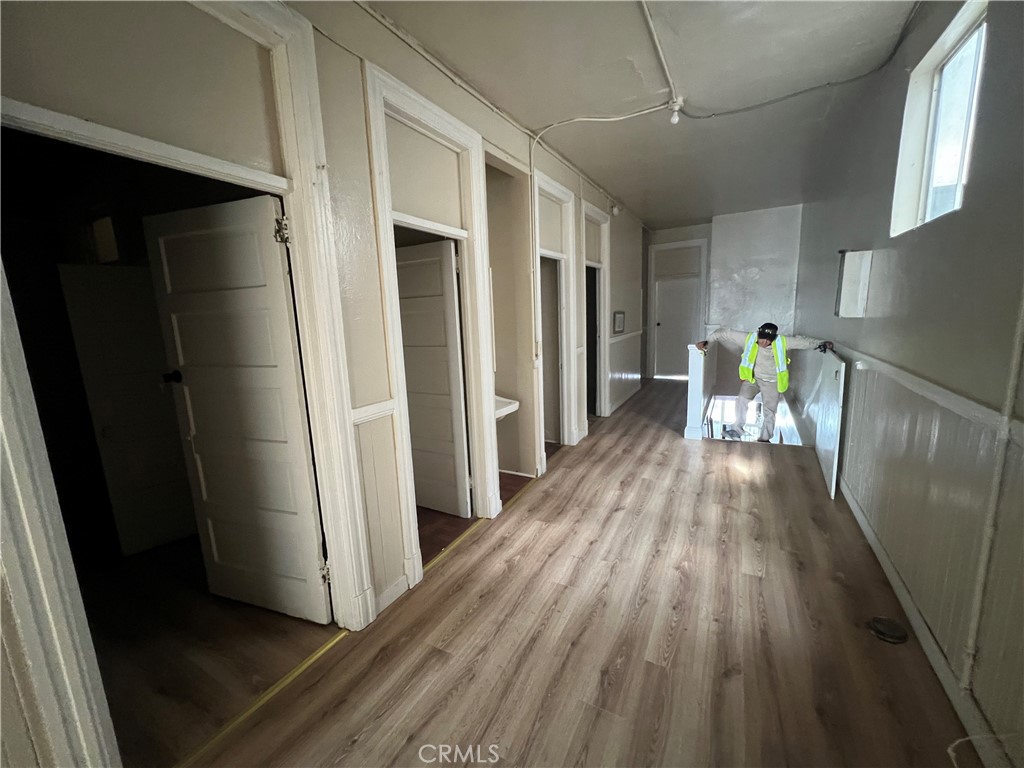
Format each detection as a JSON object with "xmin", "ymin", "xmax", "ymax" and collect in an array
[
  {"xmin": 533, "ymin": 171, "xmax": 578, "ymax": 474},
  {"xmin": 646, "ymin": 238, "xmax": 709, "ymax": 377},
  {"xmin": 583, "ymin": 201, "xmax": 611, "ymax": 419},
  {"xmin": 364, "ymin": 64, "xmax": 501, "ymax": 604},
  {"xmin": 1, "ymin": 5, "xmax": 374, "ymax": 763}
]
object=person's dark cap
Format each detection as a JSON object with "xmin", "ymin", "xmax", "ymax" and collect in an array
[{"xmin": 757, "ymin": 322, "xmax": 779, "ymax": 341}]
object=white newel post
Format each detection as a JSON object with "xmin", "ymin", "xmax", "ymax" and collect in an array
[{"xmin": 685, "ymin": 344, "xmax": 706, "ymax": 440}]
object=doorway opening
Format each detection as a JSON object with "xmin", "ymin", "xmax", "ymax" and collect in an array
[
  {"xmin": 586, "ymin": 265, "xmax": 599, "ymax": 421},
  {"xmin": 393, "ymin": 225, "xmax": 476, "ymax": 564},
  {"xmin": 539, "ymin": 256, "xmax": 564, "ymax": 460},
  {"xmin": 1, "ymin": 128, "xmax": 336, "ymax": 767}
]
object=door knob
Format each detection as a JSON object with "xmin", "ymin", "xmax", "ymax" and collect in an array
[{"xmin": 162, "ymin": 370, "xmax": 183, "ymax": 384}]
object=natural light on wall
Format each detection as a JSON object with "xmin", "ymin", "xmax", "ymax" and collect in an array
[{"xmin": 890, "ymin": 1, "xmax": 988, "ymax": 236}]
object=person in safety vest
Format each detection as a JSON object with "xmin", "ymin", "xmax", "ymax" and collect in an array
[{"xmin": 695, "ymin": 323, "xmax": 833, "ymax": 442}]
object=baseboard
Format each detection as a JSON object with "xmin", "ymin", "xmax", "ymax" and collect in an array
[
  {"xmin": 839, "ymin": 476, "xmax": 1011, "ymax": 768},
  {"xmin": 609, "ymin": 384, "xmax": 642, "ymax": 414}
]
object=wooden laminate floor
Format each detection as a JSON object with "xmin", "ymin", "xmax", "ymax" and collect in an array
[
  {"xmin": 197, "ymin": 381, "xmax": 975, "ymax": 767},
  {"xmin": 77, "ymin": 537, "xmax": 337, "ymax": 767}
]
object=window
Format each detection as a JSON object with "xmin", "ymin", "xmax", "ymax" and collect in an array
[
  {"xmin": 890, "ymin": 2, "xmax": 988, "ymax": 236},
  {"xmin": 923, "ymin": 24, "xmax": 986, "ymax": 222}
]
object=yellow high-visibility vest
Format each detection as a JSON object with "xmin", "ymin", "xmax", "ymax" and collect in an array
[{"xmin": 739, "ymin": 332, "xmax": 790, "ymax": 392}]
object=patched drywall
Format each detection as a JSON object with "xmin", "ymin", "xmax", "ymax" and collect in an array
[{"xmin": 709, "ymin": 204, "xmax": 802, "ymax": 334}]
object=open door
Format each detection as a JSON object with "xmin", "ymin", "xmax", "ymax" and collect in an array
[
  {"xmin": 396, "ymin": 241, "xmax": 472, "ymax": 518},
  {"xmin": 144, "ymin": 196, "xmax": 331, "ymax": 623},
  {"xmin": 59, "ymin": 265, "xmax": 196, "ymax": 555},
  {"xmin": 813, "ymin": 351, "xmax": 847, "ymax": 499}
]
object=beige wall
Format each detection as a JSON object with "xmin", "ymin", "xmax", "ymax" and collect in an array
[
  {"xmin": 313, "ymin": 35, "xmax": 392, "ymax": 409},
  {"xmin": 2, "ymin": 1, "xmax": 647, "ymax": 630},
  {"xmin": 386, "ymin": 116, "xmax": 462, "ymax": 228},
  {"xmin": 795, "ymin": 4, "xmax": 1023, "ymax": 764},
  {"xmin": 487, "ymin": 164, "xmax": 536, "ymax": 474},
  {"xmin": 1, "ymin": 2, "xmax": 283, "ymax": 176},
  {"xmin": 794, "ymin": 2, "xmax": 1022, "ymax": 413}
]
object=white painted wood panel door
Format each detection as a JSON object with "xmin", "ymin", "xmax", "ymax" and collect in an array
[
  {"xmin": 655, "ymin": 277, "xmax": 700, "ymax": 378},
  {"xmin": 396, "ymin": 242, "xmax": 471, "ymax": 518},
  {"xmin": 813, "ymin": 352, "xmax": 847, "ymax": 500},
  {"xmin": 144, "ymin": 196, "xmax": 330, "ymax": 623},
  {"xmin": 59, "ymin": 265, "xmax": 196, "ymax": 556}
]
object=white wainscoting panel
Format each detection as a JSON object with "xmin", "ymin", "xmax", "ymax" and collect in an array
[
  {"xmin": 843, "ymin": 365, "xmax": 998, "ymax": 676},
  {"xmin": 972, "ymin": 438, "xmax": 1023, "ymax": 767},
  {"xmin": 609, "ymin": 334, "xmax": 642, "ymax": 412}
]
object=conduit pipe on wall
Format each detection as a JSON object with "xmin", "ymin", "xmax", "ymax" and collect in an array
[{"xmin": 960, "ymin": 286, "xmax": 1024, "ymax": 690}]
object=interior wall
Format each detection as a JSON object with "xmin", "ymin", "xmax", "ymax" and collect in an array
[
  {"xmin": 709, "ymin": 204, "xmax": 802, "ymax": 334},
  {"xmin": 609, "ymin": 208, "xmax": 644, "ymax": 410},
  {"xmin": 794, "ymin": 2, "xmax": 1022, "ymax": 413},
  {"xmin": 487, "ymin": 164, "xmax": 536, "ymax": 475},
  {"xmin": 1, "ymin": 2, "xmax": 283, "ymax": 176},
  {"xmin": 386, "ymin": 116, "xmax": 463, "ymax": 229},
  {"xmin": 793, "ymin": 4, "xmax": 1023, "ymax": 764}
]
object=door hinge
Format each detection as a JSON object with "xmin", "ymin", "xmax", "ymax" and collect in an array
[
  {"xmin": 275, "ymin": 216, "xmax": 291, "ymax": 244},
  {"xmin": 319, "ymin": 562, "xmax": 330, "ymax": 583}
]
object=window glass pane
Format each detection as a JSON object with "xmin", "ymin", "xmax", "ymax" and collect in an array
[{"xmin": 925, "ymin": 25, "xmax": 985, "ymax": 222}]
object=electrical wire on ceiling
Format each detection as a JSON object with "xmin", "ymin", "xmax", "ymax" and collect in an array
[{"xmin": 642, "ymin": 0, "xmax": 924, "ymax": 120}]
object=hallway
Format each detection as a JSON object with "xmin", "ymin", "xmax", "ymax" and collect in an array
[{"xmin": 192, "ymin": 380, "xmax": 973, "ymax": 767}]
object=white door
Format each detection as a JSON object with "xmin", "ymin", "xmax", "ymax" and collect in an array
[
  {"xmin": 144, "ymin": 196, "xmax": 331, "ymax": 623},
  {"xmin": 59, "ymin": 265, "xmax": 196, "ymax": 555},
  {"xmin": 813, "ymin": 352, "xmax": 847, "ymax": 499},
  {"xmin": 396, "ymin": 241, "xmax": 471, "ymax": 518},
  {"xmin": 655, "ymin": 277, "xmax": 700, "ymax": 378}
]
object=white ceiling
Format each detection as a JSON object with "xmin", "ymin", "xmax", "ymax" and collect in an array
[{"xmin": 370, "ymin": 1, "xmax": 913, "ymax": 229}]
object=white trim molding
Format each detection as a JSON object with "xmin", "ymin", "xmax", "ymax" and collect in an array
[
  {"xmin": 583, "ymin": 201, "xmax": 612, "ymax": 418},
  {"xmin": 391, "ymin": 211, "xmax": 469, "ymax": 241},
  {"xmin": 0, "ymin": 20, "xmax": 378, "ymax": 768},
  {"xmin": 646, "ymin": 238, "xmax": 709, "ymax": 378},
  {"xmin": 1, "ymin": 97, "xmax": 291, "ymax": 195},
  {"xmin": 609, "ymin": 329, "xmax": 643, "ymax": 344},
  {"xmin": 364, "ymin": 64, "xmax": 501, "ymax": 560},
  {"xmin": 533, "ymin": 170, "xmax": 579, "ymax": 473},
  {"xmin": 840, "ymin": 478, "xmax": 1011, "ymax": 768},
  {"xmin": 2, "ymin": 269, "xmax": 122, "ymax": 767}
]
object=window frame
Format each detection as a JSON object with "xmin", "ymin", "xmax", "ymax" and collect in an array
[
  {"xmin": 919, "ymin": 20, "xmax": 988, "ymax": 225},
  {"xmin": 890, "ymin": 1, "xmax": 989, "ymax": 237}
]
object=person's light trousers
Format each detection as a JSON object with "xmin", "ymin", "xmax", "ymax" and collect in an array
[{"xmin": 732, "ymin": 380, "xmax": 780, "ymax": 440}]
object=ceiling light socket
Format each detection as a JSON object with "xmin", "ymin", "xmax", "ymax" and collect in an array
[
  {"xmin": 611, "ymin": 204, "xmax": 621, "ymax": 216},
  {"xmin": 668, "ymin": 98, "xmax": 683, "ymax": 126}
]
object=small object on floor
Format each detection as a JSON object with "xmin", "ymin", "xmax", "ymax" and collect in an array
[
  {"xmin": 867, "ymin": 616, "xmax": 909, "ymax": 644},
  {"xmin": 722, "ymin": 426, "xmax": 743, "ymax": 440}
]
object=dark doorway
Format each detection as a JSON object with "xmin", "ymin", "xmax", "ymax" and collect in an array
[{"xmin": 586, "ymin": 266, "xmax": 598, "ymax": 417}]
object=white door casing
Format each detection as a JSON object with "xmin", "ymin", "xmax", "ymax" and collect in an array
[
  {"xmin": 582, "ymin": 201, "xmax": 611, "ymax": 418},
  {"xmin": 0, "ymin": 7, "xmax": 370, "ymax": 763},
  {"xmin": 532, "ymin": 171, "xmax": 577, "ymax": 474},
  {"xmin": 59, "ymin": 265, "xmax": 197, "ymax": 555},
  {"xmin": 654, "ymin": 276, "xmax": 701, "ymax": 378},
  {"xmin": 396, "ymin": 242, "xmax": 472, "ymax": 518},
  {"xmin": 646, "ymin": 239, "xmax": 709, "ymax": 377},
  {"xmin": 364, "ymin": 65, "xmax": 501, "ymax": 552},
  {"xmin": 145, "ymin": 195, "xmax": 331, "ymax": 623}
]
